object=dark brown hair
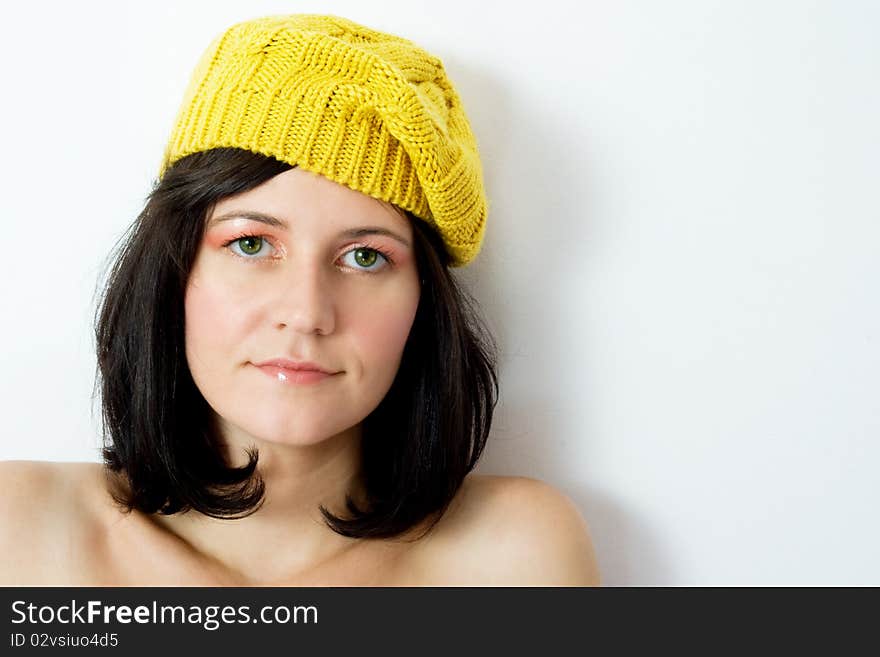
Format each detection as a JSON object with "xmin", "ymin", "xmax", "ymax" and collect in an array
[{"xmin": 93, "ymin": 147, "xmax": 499, "ymax": 539}]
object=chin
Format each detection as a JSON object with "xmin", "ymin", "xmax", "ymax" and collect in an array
[{"xmin": 230, "ymin": 416, "xmax": 358, "ymax": 448}]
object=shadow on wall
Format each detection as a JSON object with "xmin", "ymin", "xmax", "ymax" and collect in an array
[{"xmin": 444, "ymin": 56, "xmax": 671, "ymax": 586}]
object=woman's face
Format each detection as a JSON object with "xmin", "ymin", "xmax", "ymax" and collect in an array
[{"xmin": 184, "ymin": 167, "xmax": 420, "ymax": 449}]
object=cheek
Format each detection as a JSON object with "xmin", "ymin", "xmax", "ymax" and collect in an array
[
  {"xmin": 184, "ymin": 274, "xmax": 250, "ymax": 364},
  {"xmin": 350, "ymin": 288, "xmax": 419, "ymax": 365}
]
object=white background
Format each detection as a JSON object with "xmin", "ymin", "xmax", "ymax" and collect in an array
[{"xmin": 0, "ymin": 0, "xmax": 877, "ymax": 585}]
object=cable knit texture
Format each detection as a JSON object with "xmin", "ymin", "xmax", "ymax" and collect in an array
[{"xmin": 158, "ymin": 13, "xmax": 488, "ymax": 267}]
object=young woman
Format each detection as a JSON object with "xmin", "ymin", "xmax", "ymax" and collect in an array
[{"xmin": 0, "ymin": 14, "xmax": 599, "ymax": 586}]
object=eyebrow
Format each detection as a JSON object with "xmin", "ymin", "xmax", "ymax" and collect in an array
[{"xmin": 208, "ymin": 210, "xmax": 412, "ymax": 247}]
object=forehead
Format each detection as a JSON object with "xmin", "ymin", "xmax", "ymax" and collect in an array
[{"xmin": 209, "ymin": 167, "xmax": 410, "ymax": 232}]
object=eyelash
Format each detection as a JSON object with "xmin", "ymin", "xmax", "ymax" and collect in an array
[{"xmin": 220, "ymin": 232, "xmax": 396, "ymax": 272}]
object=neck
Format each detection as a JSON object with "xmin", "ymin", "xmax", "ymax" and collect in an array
[{"xmin": 149, "ymin": 423, "xmax": 368, "ymax": 584}]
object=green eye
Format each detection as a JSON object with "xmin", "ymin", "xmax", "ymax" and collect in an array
[
  {"xmin": 238, "ymin": 236, "xmax": 263, "ymax": 255},
  {"xmin": 353, "ymin": 248, "xmax": 378, "ymax": 268}
]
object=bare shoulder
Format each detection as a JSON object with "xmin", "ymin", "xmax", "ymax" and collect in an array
[
  {"xmin": 410, "ymin": 474, "xmax": 601, "ymax": 586},
  {"xmin": 0, "ymin": 460, "xmax": 110, "ymax": 585},
  {"xmin": 0, "ymin": 461, "xmax": 72, "ymax": 584}
]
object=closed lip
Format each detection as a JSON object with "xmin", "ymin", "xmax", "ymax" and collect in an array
[{"xmin": 253, "ymin": 358, "xmax": 338, "ymax": 374}]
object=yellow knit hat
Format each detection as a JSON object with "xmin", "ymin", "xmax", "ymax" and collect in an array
[{"xmin": 158, "ymin": 13, "xmax": 488, "ymax": 267}]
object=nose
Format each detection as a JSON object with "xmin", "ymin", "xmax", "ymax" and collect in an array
[{"xmin": 273, "ymin": 260, "xmax": 336, "ymax": 336}]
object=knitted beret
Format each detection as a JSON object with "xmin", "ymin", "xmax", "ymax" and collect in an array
[{"xmin": 158, "ymin": 13, "xmax": 488, "ymax": 267}]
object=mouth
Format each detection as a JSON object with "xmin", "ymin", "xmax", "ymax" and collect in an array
[
  {"xmin": 252, "ymin": 358, "xmax": 338, "ymax": 374},
  {"xmin": 253, "ymin": 363, "xmax": 340, "ymax": 385}
]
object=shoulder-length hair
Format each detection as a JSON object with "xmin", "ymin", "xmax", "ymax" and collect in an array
[{"xmin": 93, "ymin": 147, "xmax": 499, "ymax": 540}]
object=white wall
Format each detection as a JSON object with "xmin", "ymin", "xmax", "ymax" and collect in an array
[{"xmin": 0, "ymin": 0, "xmax": 876, "ymax": 585}]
